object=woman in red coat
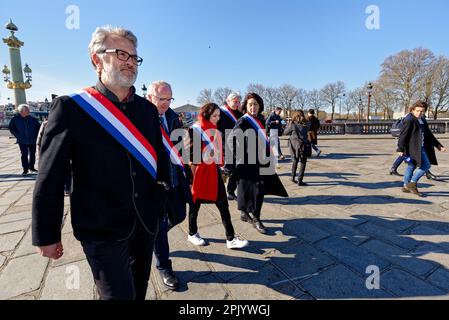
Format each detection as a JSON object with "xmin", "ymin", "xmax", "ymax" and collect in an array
[{"xmin": 187, "ymin": 103, "xmax": 248, "ymax": 249}]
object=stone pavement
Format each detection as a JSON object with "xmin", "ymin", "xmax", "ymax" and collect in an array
[{"xmin": 1, "ymin": 131, "xmax": 449, "ymax": 300}]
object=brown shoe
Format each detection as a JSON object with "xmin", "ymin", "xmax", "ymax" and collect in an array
[
  {"xmin": 405, "ymin": 182, "xmax": 423, "ymax": 197},
  {"xmin": 402, "ymin": 186, "xmax": 410, "ymax": 193}
]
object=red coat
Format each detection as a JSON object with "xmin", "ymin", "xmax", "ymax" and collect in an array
[{"xmin": 190, "ymin": 118, "xmax": 224, "ymax": 203}]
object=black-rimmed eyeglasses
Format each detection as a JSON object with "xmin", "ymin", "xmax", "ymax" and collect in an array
[{"xmin": 100, "ymin": 49, "xmax": 143, "ymax": 66}]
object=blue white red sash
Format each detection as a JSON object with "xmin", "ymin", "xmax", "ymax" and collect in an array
[
  {"xmin": 70, "ymin": 87, "xmax": 158, "ymax": 180},
  {"xmin": 191, "ymin": 124, "xmax": 216, "ymax": 153},
  {"xmin": 160, "ymin": 126, "xmax": 186, "ymax": 178},
  {"xmin": 242, "ymin": 114, "xmax": 270, "ymax": 145},
  {"xmin": 220, "ymin": 106, "xmax": 238, "ymax": 124}
]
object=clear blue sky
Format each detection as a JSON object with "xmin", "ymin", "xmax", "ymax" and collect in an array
[{"xmin": 1, "ymin": 0, "xmax": 448, "ymax": 108}]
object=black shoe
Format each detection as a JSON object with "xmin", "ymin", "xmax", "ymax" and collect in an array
[
  {"xmin": 297, "ymin": 180, "xmax": 308, "ymax": 186},
  {"xmin": 240, "ymin": 212, "xmax": 252, "ymax": 223},
  {"xmin": 426, "ymin": 171, "xmax": 437, "ymax": 180},
  {"xmin": 161, "ymin": 271, "xmax": 179, "ymax": 290},
  {"xmin": 253, "ymin": 219, "xmax": 266, "ymax": 234},
  {"xmin": 389, "ymin": 169, "xmax": 401, "ymax": 176},
  {"xmin": 29, "ymin": 168, "xmax": 38, "ymax": 173},
  {"xmin": 227, "ymin": 192, "xmax": 237, "ymax": 201},
  {"xmin": 21, "ymin": 171, "xmax": 28, "ymax": 176},
  {"xmin": 290, "ymin": 176, "xmax": 297, "ymax": 183}
]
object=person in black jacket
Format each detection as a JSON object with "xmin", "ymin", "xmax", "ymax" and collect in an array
[
  {"xmin": 148, "ymin": 80, "xmax": 192, "ymax": 291},
  {"xmin": 397, "ymin": 101, "xmax": 446, "ymax": 196},
  {"xmin": 217, "ymin": 92, "xmax": 243, "ymax": 200},
  {"xmin": 8, "ymin": 104, "xmax": 40, "ymax": 175},
  {"xmin": 266, "ymin": 107, "xmax": 285, "ymax": 160},
  {"xmin": 227, "ymin": 93, "xmax": 288, "ymax": 234},
  {"xmin": 307, "ymin": 109, "xmax": 322, "ymax": 157},
  {"xmin": 32, "ymin": 26, "xmax": 169, "ymax": 300},
  {"xmin": 284, "ymin": 110, "xmax": 312, "ymax": 186}
]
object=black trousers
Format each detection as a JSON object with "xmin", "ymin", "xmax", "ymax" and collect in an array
[
  {"xmin": 237, "ymin": 179, "xmax": 265, "ymax": 220},
  {"xmin": 226, "ymin": 173, "xmax": 238, "ymax": 194},
  {"xmin": 81, "ymin": 219, "xmax": 156, "ymax": 300},
  {"xmin": 19, "ymin": 144, "xmax": 36, "ymax": 171},
  {"xmin": 292, "ymin": 156, "xmax": 307, "ymax": 181},
  {"xmin": 188, "ymin": 199, "xmax": 235, "ymax": 241}
]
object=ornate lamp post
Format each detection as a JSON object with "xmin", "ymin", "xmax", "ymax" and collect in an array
[
  {"xmin": 2, "ymin": 19, "xmax": 32, "ymax": 109},
  {"xmin": 141, "ymin": 84, "xmax": 147, "ymax": 98},
  {"xmin": 366, "ymin": 82, "xmax": 373, "ymax": 123}
]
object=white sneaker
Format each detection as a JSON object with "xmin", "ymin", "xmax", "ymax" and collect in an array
[
  {"xmin": 188, "ymin": 233, "xmax": 207, "ymax": 246},
  {"xmin": 226, "ymin": 236, "xmax": 249, "ymax": 249}
]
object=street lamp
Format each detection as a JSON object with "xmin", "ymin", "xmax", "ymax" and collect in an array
[
  {"xmin": 339, "ymin": 93, "xmax": 346, "ymax": 121},
  {"xmin": 366, "ymin": 82, "xmax": 373, "ymax": 123},
  {"xmin": 358, "ymin": 97, "xmax": 363, "ymax": 122},
  {"xmin": 2, "ymin": 65, "xmax": 10, "ymax": 82},
  {"xmin": 23, "ymin": 63, "xmax": 32, "ymax": 82},
  {"xmin": 141, "ymin": 84, "xmax": 147, "ymax": 98}
]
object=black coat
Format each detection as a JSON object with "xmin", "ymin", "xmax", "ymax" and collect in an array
[
  {"xmin": 397, "ymin": 113, "xmax": 444, "ymax": 167},
  {"xmin": 230, "ymin": 115, "xmax": 288, "ymax": 198},
  {"xmin": 8, "ymin": 114, "xmax": 41, "ymax": 145},
  {"xmin": 266, "ymin": 112, "xmax": 282, "ymax": 130},
  {"xmin": 32, "ymin": 81, "xmax": 169, "ymax": 246},
  {"xmin": 164, "ymin": 108, "xmax": 193, "ymax": 226},
  {"xmin": 307, "ymin": 115, "xmax": 320, "ymax": 145},
  {"xmin": 284, "ymin": 121, "xmax": 312, "ymax": 159},
  {"xmin": 217, "ymin": 106, "xmax": 243, "ymax": 135},
  {"xmin": 217, "ymin": 106, "xmax": 243, "ymax": 165}
]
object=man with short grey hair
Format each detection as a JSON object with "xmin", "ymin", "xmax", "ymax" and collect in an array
[
  {"xmin": 8, "ymin": 104, "xmax": 40, "ymax": 175},
  {"xmin": 218, "ymin": 92, "xmax": 243, "ymax": 201},
  {"xmin": 32, "ymin": 26, "xmax": 169, "ymax": 300},
  {"xmin": 148, "ymin": 80, "xmax": 192, "ymax": 291}
]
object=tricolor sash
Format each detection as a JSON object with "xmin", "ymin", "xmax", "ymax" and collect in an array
[
  {"xmin": 160, "ymin": 126, "xmax": 186, "ymax": 178},
  {"xmin": 219, "ymin": 106, "xmax": 238, "ymax": 124},
  {"xmin": 70, "ymin": 87, "xmax": 158, "ymax": 180},
  {"xmin": 242, "ymin": 114, "xmax": 270, "ymax": 145},
  {"xmin": 191, "ymin": 124, "xmax": 216, "ymax": 153}
]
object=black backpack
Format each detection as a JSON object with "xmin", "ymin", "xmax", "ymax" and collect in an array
[{"xmin": 390, "ymin": 118, "xmax": 404, "ymax": 137}]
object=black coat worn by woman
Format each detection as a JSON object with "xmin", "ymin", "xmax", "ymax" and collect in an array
[
  {"xmin": 229, "ymin": 114, "xmax": 288, "ymax": 223},
  {"xmin": 284, "ymin": 121, "xmax": 312, "ymax": 184}
]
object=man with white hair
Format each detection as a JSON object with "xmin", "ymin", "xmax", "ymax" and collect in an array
[
  {"xmin": 8, "ymin": 104, "xmax": 40, "ymax": 175},
  {"xmin": 32, "ymin": 26, "xmax": 169, "ymax": 300},
  {"xmin": 217, "ymin": 92, "xmax": 243, "ymax": 201},
  {"xmin": 147, "ymin": 80, "xmax": 192, "ymax": 291}
]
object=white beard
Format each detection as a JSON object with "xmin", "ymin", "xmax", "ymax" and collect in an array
[{"xmin": 102, "ymin": 65, "xmax": 137, "ymax": 88}]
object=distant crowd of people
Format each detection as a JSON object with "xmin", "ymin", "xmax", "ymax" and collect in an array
[{"xmin": 4, "ymin": 25, "xmax": 446, "ymax": 300}]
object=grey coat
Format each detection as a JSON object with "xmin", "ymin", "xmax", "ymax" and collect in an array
[{"xmin": 284, "ymin": 121, "xmax": 312, "ymax": 158}]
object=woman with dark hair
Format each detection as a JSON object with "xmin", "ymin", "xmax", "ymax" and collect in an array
[
  {"xmin": 187, "ymin": 103, "xmax": 249, "ymax": 249},
  {"xmin": 284, "ymin": 110, "xmax": 312, "ymax": 186},
  {"xmin": 228, "ymin": 93, "xmax": 288, "ymax": 234}
]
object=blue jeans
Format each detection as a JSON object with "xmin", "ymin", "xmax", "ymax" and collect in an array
[
  {"xmin": 392, "ymin": 155, "xmax": 405, "ymax": 171},
  {"xmin": 403, "ymin": 148, "xmax": 431, "ymax": 186}
]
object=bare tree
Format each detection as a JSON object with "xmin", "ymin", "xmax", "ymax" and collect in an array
[
  {"xmin": 214, "ymin": 87, "xmax": 233, "ymax": 106},
  {"xmin": 380, "ymin": 47, "xmax": 435, "ymax": 115},
  {"xmin": 294, "ymin": 88, "xmax": 308, "ymax": 110},
  {"xmin": 276, "ymin": 84, "xmax": 299, "ymax": 117},
  {"xmin": 429, "ymin": 56, "xmax": 449, "ymax": 119},
  {"xmin": 197, "ymin": 88, "xmax": 214, "ymax": 105},
  {"xmin": 372, "ymin": 80, "xmax": 399, "ymax": 119},
  {"xmin": 307, "ymin": 89, "xmax": 324, "ymax": 118},
  {"xmin": 264, "ymin": 86, "xmax": 279, "ymax": 112},
  {"xmin": 345, "ymin": 89, "xmax": 366, "ymax": 121},
  {"xmin": 246, "ymin": 83, "xmax": 266, "ymax": 98},
  {"xmin": 320, "ymin": 81, "xmax": 346, "ymax": 121}
]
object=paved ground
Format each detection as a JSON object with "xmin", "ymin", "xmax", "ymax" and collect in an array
[{"xmin": 1, "ymin": 130, "xmax": 449, "ymax": 300}]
